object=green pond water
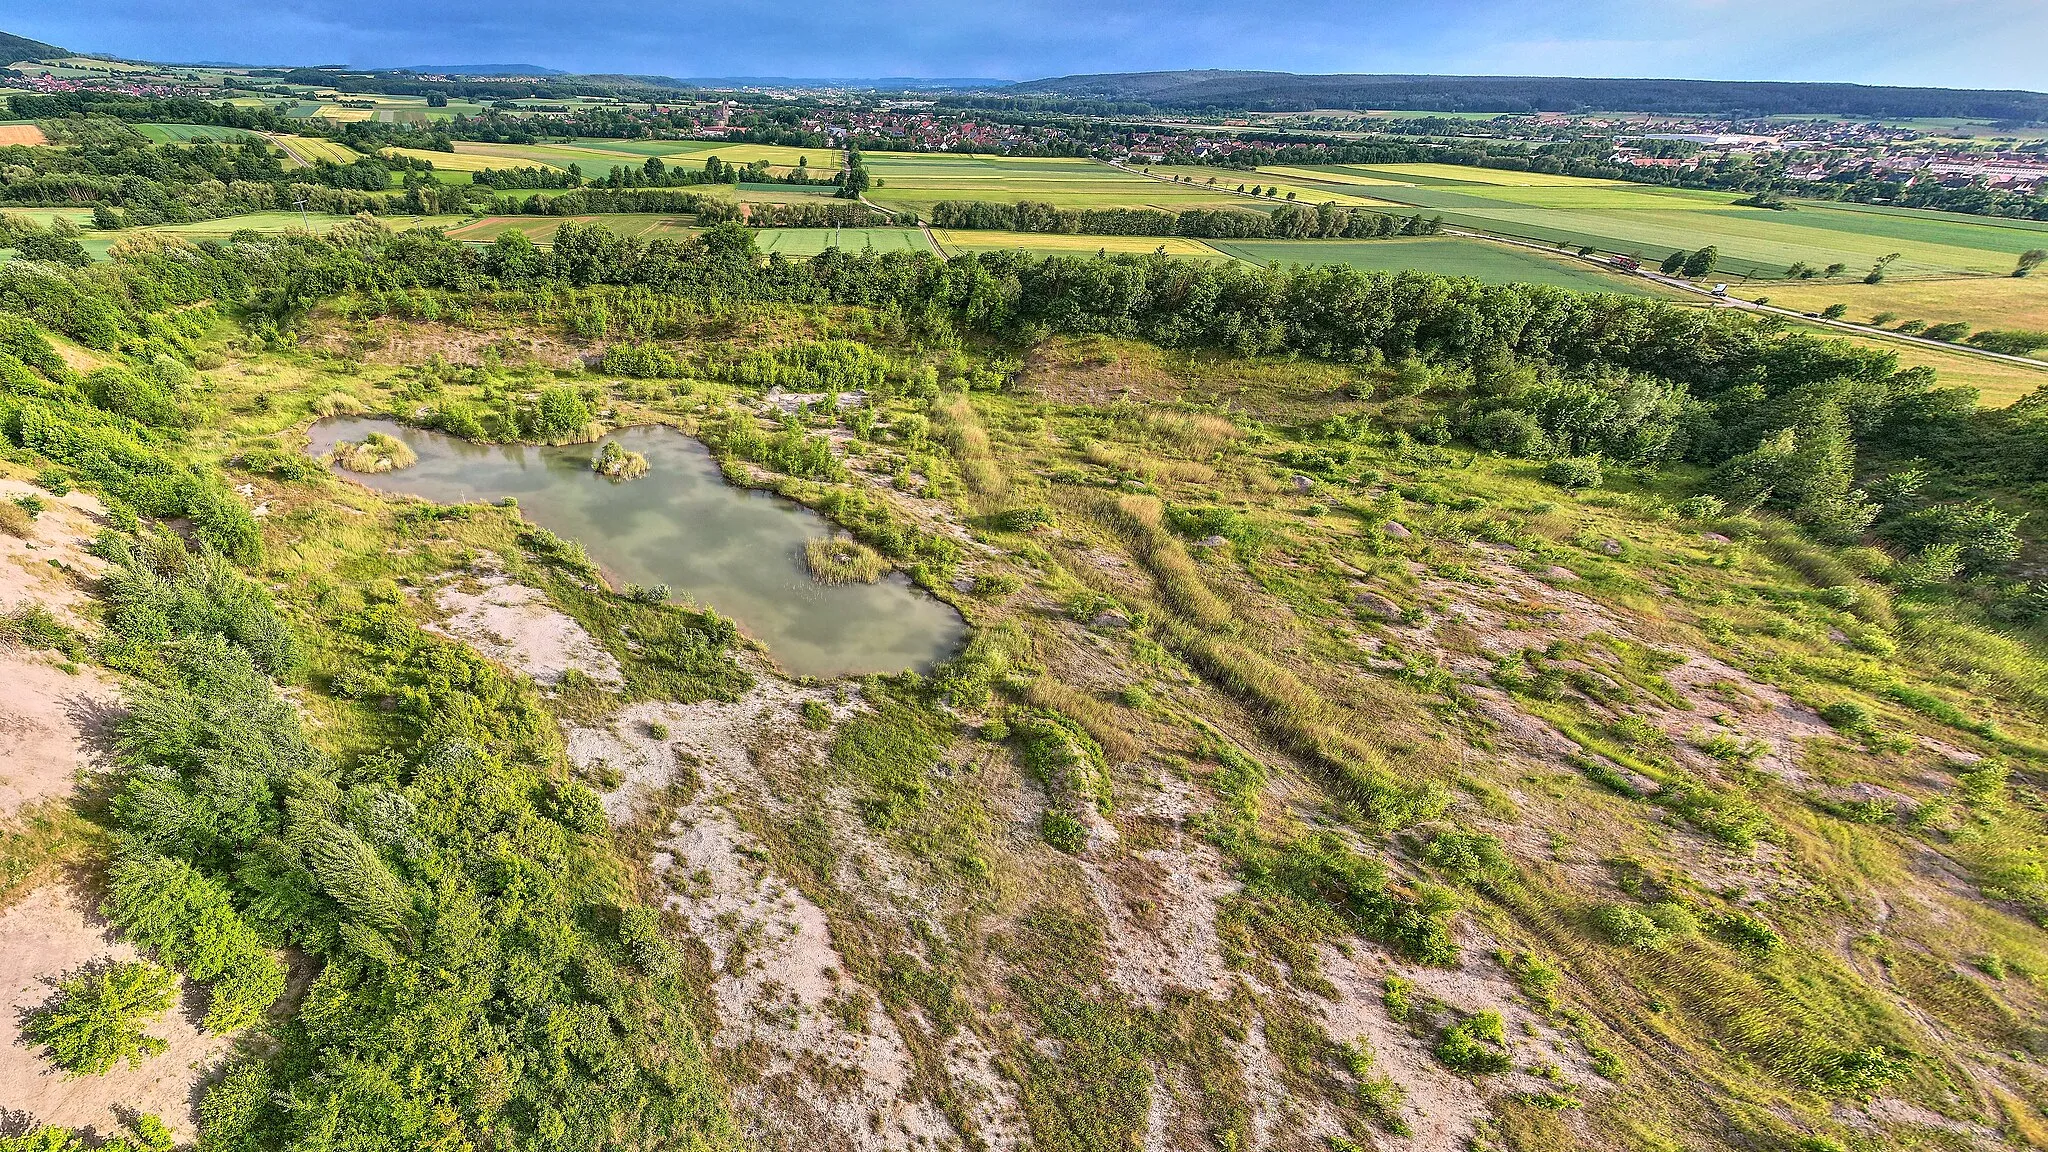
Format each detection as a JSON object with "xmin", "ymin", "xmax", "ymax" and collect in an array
[{"xmin": 306, "ymin": 418, "xmax": 965, "ymax": 679}]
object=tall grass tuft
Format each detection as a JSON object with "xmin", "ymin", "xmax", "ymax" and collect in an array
[
  {"xmin": 932, "ymin": 395, "xmax": 1008, "ymax": 502},
  {"xmin": 804, "ymin": 536, "xmax": 887, "ymax": 584},
  {"xmin": 332, "ymin": 432, "xmax": 417, "ymax": 474},
  {"xmin": 1097, "ymin": 495, "xmax": 1234, "ymax": 629}
]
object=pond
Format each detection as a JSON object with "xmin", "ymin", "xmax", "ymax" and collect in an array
[{"xmin": 305, "ymin": 418, "xmax": 967, "ymax": 679}]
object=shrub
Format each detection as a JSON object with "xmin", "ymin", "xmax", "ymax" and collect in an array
[
  {"xmin": 800, "ymin": 698, "xmax": 831, "ymax": 730},
  {"xmin": 1593, "ymin": 904, "xmax": 1664, "ymax": 949},
  {"xmin": 24, "ymin": 959, "xmax": 177, "ymax": 1075},
  {"xmin": 994, "ymin": 505, "xmax": 1056, "ymax": 532},
  {"xmin": 622, "ymin": 583, "xmax": 670, "ymax": 604},
  {"xmin": 1435, "ymin": 1010, "xmax": 1512, "ymax": 1075},
  {"xmin": 1818, "ymin": 701, "xmax": 1870, "ymax": 730},
  {"xmin": 1709, "ymin": 910, "xmax": 1784, "ymax": 957},
  {"xmin": 1040, "ymin": 808, "xmax": 1087, "ymax": 853},
  {"xmin": 592, "ymin": 440, "xmax": 650, "ymax": 480},
  {"xmin": 1677, "ymin": 494, "xmax": 1725, "ymax": 520},
  {"xmin": 1540, "ymin": 457, "xmax": 1602, "ymax": 490}
]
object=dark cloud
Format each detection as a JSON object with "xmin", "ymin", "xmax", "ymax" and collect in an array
[{"xmin": 3, "ymin": 0, "xmax": 2040, "ymax": 86}]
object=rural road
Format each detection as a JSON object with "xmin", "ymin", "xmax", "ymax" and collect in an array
[{"xmin": 1110, "ymin": 159, "xmax": 2048, "ymax": 381}]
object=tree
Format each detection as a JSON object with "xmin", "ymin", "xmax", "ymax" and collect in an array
[
  {"xmin": 1682, "ymin": 246, "xmax": 1719, "ymax": 278},
  {"xmin": 2017, "ymin": 249, "xmax": 2047, "ymax": 278},
  {"xmin": 1820, "ymin": 304, "xmax": 1848, "ymax": 319},
  {"xmin": 1823, "ymin": 262, "xmax": 1847, "ymax": 278},
  {"xmin": 1660, "ymin": 250, "xmax": 1688, "ymax": 276},
  {"xmin": 91, "ymin": 204, "xmax": 124, "ymax": 231},
  {"xmin": 1865, "ymin": 252, "xmax": 1901, "ymax": 284},
  {"xmin": 24, "ymin": 960, "xmax": 177, "ymax": 1076}
]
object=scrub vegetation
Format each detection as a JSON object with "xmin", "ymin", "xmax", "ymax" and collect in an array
[{"xmin": 0, "ymin": 181, "xmax": 2045, "ymax": 1152}]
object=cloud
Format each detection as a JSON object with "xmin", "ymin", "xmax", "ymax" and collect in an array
[{"xmin": 3, "ymin": 0, "xmax": 2041, "ymax": 87}]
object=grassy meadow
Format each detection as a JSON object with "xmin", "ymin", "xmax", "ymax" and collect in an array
[
  {"xmin": 863, "ymin": 153, "xmax": 1255, "ymax": 214},
  {"xmin": 1210, "ymin": 236, "xmax": 1673, "ymax": 294},
  {"xmin": 133, "ymin": 123, "xmax": 262, "ymax": 144},
  {"xmin": 1750, "ymin": 274, "xmax": 2048, "ymax": 340},
  {"xmin": 753, "ymin": 227, "xmax": 938, "ymax": 256},
  {"xmin": 932, "ymin": 230, "xmax": 1232, "ymax": 258}
]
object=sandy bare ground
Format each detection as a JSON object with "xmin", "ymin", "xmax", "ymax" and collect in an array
[
  {"xmin": 0, "ymin": 652, "xmax": 118, "ymax": 820},
  {"xmin": 0, "ymin": 884, "xmax": 230, "ymax": 1141},
  {"xmin": 570, "ymin": 687, "xmax": 983, "ymax": 1151},
  {"xmin": 0, "ymin": 477, "xmax": 108, "ymax": 626},
  {"xmin": 424, "ymin": 574, "xmax": 621, "ymax": 686}
]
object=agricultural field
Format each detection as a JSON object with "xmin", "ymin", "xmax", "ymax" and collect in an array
[
  {"xmin": 1746, "ymin": 274, "xmax": 2048, "ymax": 340},
  {"xmin": 144, "ymin": 211, "xmax": 472, "ymax": 237},
  {"xmin": 862, "ymin": 153, "xmax": 1255, "ymax": 214},
  {"xmin": 0, "ymin": 121, "xmax": 47, "ymax": 145},
  {"xmin": 1246, "ymin": 163, "xmax": 2048, "ymax": 279},
  {"xmin": 753, "ymin": 226, "xmax": 937, "ymax": 256},
  {"xmin": 443, "ymin": 139, "xmax": 820, "ymax": 173},
  {"xmin": 932, "ymin": 229, "xmax": 1231, "ymax": 258},
  {"xmin": 441, "ymin": 213, "xmax": 698, "ymax": 245},
  {"xmin": 1142, "ymin": 165, "xmax": 1390, "ymax": 208},
  {"xmin": 1207, "ymin": 235, "xmax": 1674, "ymax": 295},
  {"xmin": 270, "ymin": 135, "xmax": 361, "ymax": 165},
  {"xmin": 133, "ymin": 123, "xmax": 260, "ymax": 144}
]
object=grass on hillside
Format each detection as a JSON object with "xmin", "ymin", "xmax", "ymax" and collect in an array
[
  {"xmin": 1209, "ymin": 236, "xmax": 1674, "ymax": 295},
  {"xmin": 931, "ymin": 230, "xmax": 1230, "ymax": 258},
  {"xmin": 1749, "ymin": 275, "xmax": 2048, "ymax": 341}
]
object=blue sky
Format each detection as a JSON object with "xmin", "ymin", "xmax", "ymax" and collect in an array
[{"xmin": 5, "ymin": 0, "xmax": 2043, "ymax": 88}]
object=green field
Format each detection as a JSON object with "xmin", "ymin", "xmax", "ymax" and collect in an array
[
  {"xmin": 442, "ymin": 214, "xmax": 699, "ymax": 245},
  {"xmin": 933, "ymin": 230, "xmax": 1231, "ymax": 259},
  {"xmin": 1209, "ymin": 236, "xmax": 1674, "ymax": 294},
  {"xmin": 863, "ymin": 153, "xmax": 1254, "ymax": 214},
  {"xmin": 754, "ymin": 227, "xmax": 938, "ymax": 256},
  {"xmin": 441, "ymin": 139, "xmax": 823, "ymax": 174},
  {"xmin": 134, "ymin": 123, "xmax": 261, "ymax": 144},
  {"xmin": 270, "ymin": 135, "xmax": 361, "ymax": 165},
  {"xmin": 1247, "ymin": 164, "xmax": 2048, "ymax": 279}
]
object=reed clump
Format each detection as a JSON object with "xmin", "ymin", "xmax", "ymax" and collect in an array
[{"xmin": 805, "ymin": 536, "xmax": 886, "ymax": 584}]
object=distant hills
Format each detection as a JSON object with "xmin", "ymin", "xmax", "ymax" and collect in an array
[
  {"xmin": 383, "ymin": 64, "xmax": 568, "ymax": 76},
  {"xmin": 0, "ymin": 30, "xmax": 64, "ymax": 65},
  {"xmin": 1007, "ymin": 70, "xmax": 2048, "ymax": 120}
]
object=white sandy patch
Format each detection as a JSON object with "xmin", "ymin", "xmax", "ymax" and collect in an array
[
  {"xmin": 569, "ymin": 687, "xmax": 970, "ymax": 1150},
  {"xmin": 425, "ymin": 575, "xmax": 621, "ymax": 686},
  {"xmin": 0, "ymin": 477, "xmax": 107, "ymax": 626},
  {"xmin": 0, "ymin": 884, "xmax": 231, "ymax": 1141},
  {"xmin": 1316, "ymin": 942, "xmax": 1591, "ymax": 1152},
  {"xmin": 0, "ymin": 651, "xmax": 118, "ymax": 819}
]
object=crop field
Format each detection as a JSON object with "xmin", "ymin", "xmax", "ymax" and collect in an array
[
  {"xmin": 439, "ymin": 140, "xmax": 820, "ymax": 173},
  {"xmin": 1245, "ymin": 164, "xmax": 2048, "ymax": 279},
  {"xmin": 144, "ymin": 212, "xmax": 471, "ymax": 236},
  {"xmin": 932, "ymin": 230, "xmax": 1230, "ymax": 258},
  {"xmin": 273, "ymin": 135, "xmax": 362, "ymax": 165},
  {"xmin": 1208, "ymin": 236, "xmax": 1673, "ymax": 294},
  {"xmin": 0, "ymin": 121, "xmax": 45, "ymax": 145},
  {"xmin": 753, "ymin": 227, "xmax": 938, "ymax": 256},
  {"xmin": 1749, "ymin": 274, "xmax": 2048, "ymax": 339},
  {"xmin": 862, "ymin": 153, "xmax": 1252, "ymax": 214},
  {"xmin": 441, "ymin": 214, "xmax": 699, "ymax": 245},
  {"xmin": 1142, "ymin": 166, "xmax": 1389, "ymax": 208},
  {"xmin": 133, "ymin": 123, "xmax": 261, "ymax": 144}
]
